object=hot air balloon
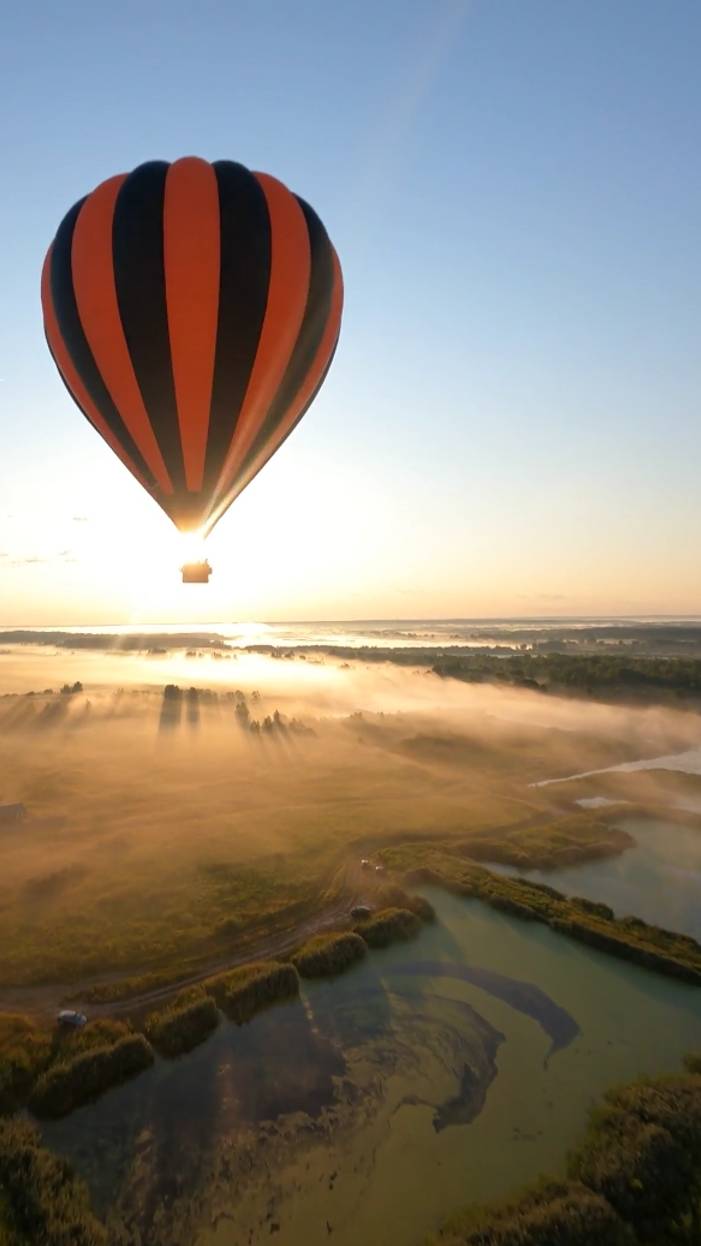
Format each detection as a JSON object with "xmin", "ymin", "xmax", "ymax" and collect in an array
[{"xmin": 41, "ymin": 158, "xmax": 343, "ymax": 582}]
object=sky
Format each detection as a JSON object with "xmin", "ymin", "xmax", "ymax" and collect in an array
[{"xmin": 1, "ymin": 0, "xmax": 700, "ymax": 625}]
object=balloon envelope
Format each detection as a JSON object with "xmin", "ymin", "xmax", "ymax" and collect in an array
[{"xmin": 41, "ymin": 157, "xmax": 343, "ymax": 534}]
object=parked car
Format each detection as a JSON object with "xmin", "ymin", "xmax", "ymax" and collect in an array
[
  {"xmin": 56, "ymin": 1009, "xmax": 87, "ymax": 1029},
  {"xmin": 360, "ymin": 858, "xmax": 370, "ymax": 869},
  {"xmin": 374, "ymin": 864, "xmax": 386, "ymax": 874},
  {"xmin": 351, "ymin": 905, "xmax": 372, "ymax": 920}
]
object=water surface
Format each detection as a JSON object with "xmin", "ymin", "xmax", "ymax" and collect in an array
[
  {"xmin": 42, "ymin": 886, "xmax": 701, "ymax": 1246},
  {"xmin": 486, "ymin": 815, "xmax": 701, "ymax": 941}
]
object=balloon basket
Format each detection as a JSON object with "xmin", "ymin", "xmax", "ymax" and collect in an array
[{"xmin": 181, "ymin": 561, "xmax": 212, "ymax": 584}]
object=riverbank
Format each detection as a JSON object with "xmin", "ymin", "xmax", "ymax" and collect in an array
[
  {"xmin": 380, "ymin": 841, "xmax": 701, "ymax": 985},
  {"xmin": 483, "ymin": 813, "xmax": 701, "ymax": 943},
  {"xmin": 0, "ymin": 903, "xmax": 430, "ymax": 1121},
  {"xmin": 35, "ymin": 885, "xmax": 701, "ymax": 1246}
]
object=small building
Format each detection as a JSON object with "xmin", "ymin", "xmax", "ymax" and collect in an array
[{"xmin": 0, "ymin": 803, "xmax": 26, "ymax": 825}]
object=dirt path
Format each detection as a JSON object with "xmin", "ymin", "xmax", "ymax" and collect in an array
[{"xmin": 0, "ymin": 863, "xmax": 374, "ymax": 1022}]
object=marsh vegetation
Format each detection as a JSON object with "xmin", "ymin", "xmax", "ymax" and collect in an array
[
  {"xmin": 386, "ymin": 842, "xmax": 701, "ymax": 984},
  {"xmin": 29, "ymin": 1034, "xmax": 154, "ymax": 1119},
  {"xmin": 292, "ymin": 931, "xmax": 367, "ymax": 977},
  {"xmin": 354, "ymin": 906, "xmax": 423, "ymax": 947},
  {"xmin": 435, "ymin": 1063, "xmax": 701, "ymax": 1244},
  {"xmin": 145, "ymin": 994, "xmax": 220, "ymax": 1057},
  {"xmin": 0, "ymin": 1116, "xmax": 105, "ymax": 1245}
]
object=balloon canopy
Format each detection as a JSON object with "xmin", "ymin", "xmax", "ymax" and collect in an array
[{"xmin": 41, "ymin": 157, "xmax": 343, "ymax": 536}]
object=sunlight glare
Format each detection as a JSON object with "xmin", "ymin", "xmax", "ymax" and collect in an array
[{"xmin": 179, "ymin": 530, "xmax": 208, "ymax": 565}]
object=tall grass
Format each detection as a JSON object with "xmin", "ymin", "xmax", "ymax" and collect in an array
[
  {"xmin": 292, "ymin": 932, "xmax": 366, "ymax": 978},
  {"xmin": 0, "ymin": 1116, "xmax": 105, "ymax": 1244},
  {"xmin": 29, "ymin": 1034, "xmax": 154, "ymax": 1119},
  {"xmin": 145, "ymin": 996, "xmax": 219, "ymax": 1057},
  {"xmin": 204, "ymin": 961, "xmax": 299, "ymax": 1023}
]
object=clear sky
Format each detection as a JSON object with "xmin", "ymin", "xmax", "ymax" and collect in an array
[{"xmin": 1, "ymin": 0, "xmax": 700, "ymax": 625}]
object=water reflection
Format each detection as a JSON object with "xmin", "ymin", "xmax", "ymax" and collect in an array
[
  {"xmin": 389, "ymin": 961, "xmax": 579, "ymax": 1058},
  {"xmin": 41, "ymin": 888, "xmax": 701, "ymax": 1246}
]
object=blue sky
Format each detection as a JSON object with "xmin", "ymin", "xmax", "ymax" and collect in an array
[{"xmin": 1, "ymin": 1, "xmax": 700, "ymax": 623}]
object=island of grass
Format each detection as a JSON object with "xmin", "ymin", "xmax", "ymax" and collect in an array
[
  {"xmin": 292, "ymin": 931, "xmax": 367, "ymax": 978},
  {"xmin": 145, "ymin": 960, "xmax": 299, "ymax": 1053},
  {"xmin": 375, "ymin": 883, "xmax": 436, "ymax": 921},
  {"xmin": 145, "ymin": 990, "xmax": 219, "ymax": 1057},
  {"xmin": 354, "ymin": 906, "xmax": 423, "ymax": 948},
  {"xmin": 433, "ymin": 1057, "xmax": 701, "ymax": 1245},
  {"xmin": 205, "ymin": 960, "xmax": 299, "ymax": 1022},
  {"xmin": 381, "ymin": 842, "xmax": 701, "ymax": 985},
  {"xmin": 29, "ymin": 1032, "xmax": 154, "ymax": 1119},
  {"xmin": 0, "ymin": 1015, "xmax": 135, "ymax": 1118}
]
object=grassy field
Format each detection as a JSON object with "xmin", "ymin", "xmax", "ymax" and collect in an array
[{"xmin": 0, "ymin": 644, "xmax": 699, "ymax": 996}]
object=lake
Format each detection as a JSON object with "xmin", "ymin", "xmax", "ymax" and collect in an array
[{"xmin": 42, "ymin": 883, "xmax": 701, "ymax": 1246}]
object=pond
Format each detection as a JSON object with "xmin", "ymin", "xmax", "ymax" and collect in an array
[{"xmin": 41, "ymin": 884, "xmax": 701, "ymax": 1246}]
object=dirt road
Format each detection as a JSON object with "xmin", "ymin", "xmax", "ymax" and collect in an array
[{"xmin": 0, "ymin": 861, "xmax": 376, "ymax": 1022}]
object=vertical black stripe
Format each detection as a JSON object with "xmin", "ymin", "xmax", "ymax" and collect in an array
[
  {"xmin": 203, "ymin": 161, "xmax": 271, "ymax": 495},
  {"xmin": 239, "ymin": 197, "xmax": 334, "ymax": 473},
  {"xmin": 49, "ymin": 200, "xmax": 155, "ymax": 487},
  {"xmin": 204, "ymin": 332, "xmax": 340, "ymax": 537},
  {"xmin": 112, "ymin": 161, "xmax": 186, "ymax": 496},
  {"xmin": 242, "ymin": 333, "xmax": 339, "ymax": 492}
]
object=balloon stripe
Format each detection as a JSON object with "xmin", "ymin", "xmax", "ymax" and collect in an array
[
  {"xmin": 234, "ymin": 198, "xmax": 336, "ymax": 475},
  {"xmin": 203, "ymin": 162, "xmax": 271, "ymax": 498},
  {"xmin": 71, "ymin": 176, "xmax": 173, "ymax": 494},
  {"xmin": 163, "ymin": 158, "xmax": 220, "ymax": 493},
  {"xmin": 42, "ymin": 248, "xmax": 153, "ymax": 490},
  {"xmin": 206, "ymin": 336, "xmax": 340, "ymax": 533},
  {"xmin": 209, "ymin": 172, "xmax": 310, "ymax": 504},
  {"xmin": 240, "ymin": 250, "xmax": 343, "ymax": 486},
  {"xmin": 113, "ymin": 162, "xmax": 189, "ymax": 509},
  {"xmin": 44, "ymin": 211, "xmax": 158, "ymax": 493},
  {"xmin": 205, "ymin": 248, "xmax": 342, "ymax": 533}
]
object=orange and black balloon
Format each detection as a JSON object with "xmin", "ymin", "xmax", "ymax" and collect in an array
[{"xmin": 41, "ymin": 157, "xmax": 343, "ymax": 540}]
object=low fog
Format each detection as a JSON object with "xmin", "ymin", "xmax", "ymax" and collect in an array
[{"xmin": 1, "ymin": 642, "xmax": 700, "ymax": 991}]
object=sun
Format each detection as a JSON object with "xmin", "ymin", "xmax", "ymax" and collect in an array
[{"xmin": 178, "ymin": 530, "xmax": 209, "ymax": 566}]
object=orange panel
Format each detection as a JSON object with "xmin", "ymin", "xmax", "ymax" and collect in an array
[
  {"xmin": 71, "ymin": 176, "xmax": 173, "ymax": 494},
  {"xmin": 41, "ymin": 247, "xmax": 152, "ymax": 492},
  {"xmin": 208, "ymin": 247, "xmax": 343, "ymax": 532},
  {"xmin": 163, "ymin": 157, "xmax": 220, "ymax": 491}
]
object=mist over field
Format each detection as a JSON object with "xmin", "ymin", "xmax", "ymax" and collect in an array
[{"xmin": 1, "ymin": 639, "xmax": 700, "ymax": 993}]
